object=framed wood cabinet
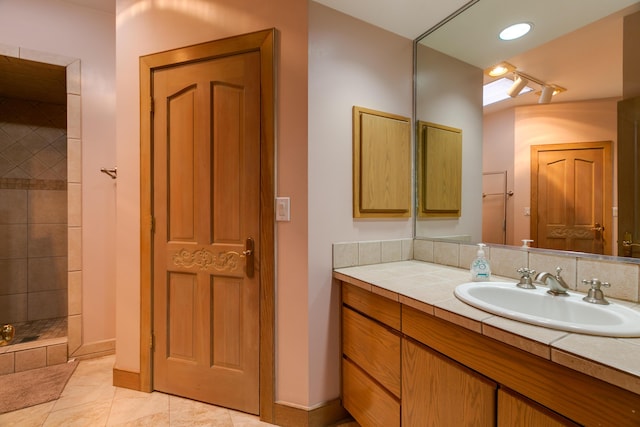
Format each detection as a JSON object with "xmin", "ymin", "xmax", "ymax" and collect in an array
[{"xmin": 402, "ymin": 338, "xmax": 496, "ymax": 426}]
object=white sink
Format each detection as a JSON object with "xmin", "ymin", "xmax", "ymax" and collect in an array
[{"xmin": 454, "ymin": 281, "xmax": 640, "ymax": 337}]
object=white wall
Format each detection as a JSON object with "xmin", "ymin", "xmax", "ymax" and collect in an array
[
  {"xmin": 415, "ymin": 45, "xmax": 484, "ymax": 241},
  {"xmin": 308, "ymin": 2, "xmax": 413, "ymax": 404},
  {"xmin": 0, "ymin": 0, "xmax": 116, "ymax": 346}
]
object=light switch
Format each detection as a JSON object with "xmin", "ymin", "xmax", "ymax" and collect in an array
[
  {"xmin": 276, "ymin": 197, "xmax": 290, "ymax": 221},
  {"xmin": 524, "ymin": 207, "xmax": 531, "ymax": 216}
]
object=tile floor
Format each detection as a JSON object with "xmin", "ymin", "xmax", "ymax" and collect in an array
[{"xmin": 0, "ymin": 354, "xmax": 357, "ymax": 427}]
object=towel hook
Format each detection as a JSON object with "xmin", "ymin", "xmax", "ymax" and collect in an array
[{"xmin": 100, "ymin": 167, "xmax": 117, "ymax": 179}]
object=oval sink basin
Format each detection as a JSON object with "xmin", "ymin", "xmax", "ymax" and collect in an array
[{"xmin": 454, "ymin": 282, "xmax": 640, "ymax": 337}]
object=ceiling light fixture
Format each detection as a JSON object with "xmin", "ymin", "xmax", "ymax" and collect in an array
[
  {"xmin": 484, "ymin": 62, "xmax": 515, "ymax": 78},
  {"xmin": 538, "ymin": 85, "xmax": 554, "ymax": 104},
  {"xmin": 499, "ymin": 22, "xmax": 532, "ymax": 41},
  {"xmin": 507, "ymin": 74, "xmax": 530, "ymax": 97}
]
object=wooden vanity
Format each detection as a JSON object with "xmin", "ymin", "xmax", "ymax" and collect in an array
[{"xmin": 335, "ymin": 262, "xmax": 640, "ymax": 427}]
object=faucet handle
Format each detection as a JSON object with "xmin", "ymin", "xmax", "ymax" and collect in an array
[
  {"xmin": 581, "ymin": 278, "xmax": 610, "ymax": 305},
  {"xmin": 516, "ymin": 267, "xmax": 536, "ymax": 289}
]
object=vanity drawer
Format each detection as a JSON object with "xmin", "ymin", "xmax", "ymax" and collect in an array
[
  {"xmin": 342, "ymin": 357, "xmax": 401, "ymax": 427},
  {"xmin": 342, "ymin": 306, "xmax": 401, "ymax": 397},
  {"xmin": 341, "ymin": 282, "xmax": 401, "ymax": 330}
]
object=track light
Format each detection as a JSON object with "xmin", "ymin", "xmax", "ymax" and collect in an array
[
  {"xmin": 507, "ymin": 75, "xmax": 529, "ymax": 98},
  {"xmin": 538, "ymin": 85, "xmax": 554, "ymax": 104}
]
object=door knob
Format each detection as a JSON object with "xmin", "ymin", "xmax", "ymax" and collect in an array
[{"xmin": 243, "ymin": 237, "xmax": 255, "ymax": 277}]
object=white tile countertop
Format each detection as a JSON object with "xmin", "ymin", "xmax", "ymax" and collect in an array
[{"xmin": 333, "ymin": 260, "xmax": 640, "ymax": 395}]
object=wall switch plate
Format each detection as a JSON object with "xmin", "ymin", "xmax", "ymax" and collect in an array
[
  {"xmin": 276, "ymin": 197, "xmax": 290, "ymax": 221},
  {"xmin": 524, "ymin": 207, "xmax": 531, "ymax": 216}
]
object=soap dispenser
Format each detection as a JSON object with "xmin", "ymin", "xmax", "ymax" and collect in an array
[{"xmin": 470, "ymin": 243, "xmax": 491, "ymax": 281}]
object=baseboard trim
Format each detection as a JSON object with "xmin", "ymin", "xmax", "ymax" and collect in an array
[
  {"xmin": 274, "ymin": 398, "xmax": 348, "ymax": 427},
  {"xmin": 113, "ymin": 368, "xmax": 142, "ymax": 391},
  {"xmin": 68, "ymin": 338, "xmax": 115, "ymax": 360}
]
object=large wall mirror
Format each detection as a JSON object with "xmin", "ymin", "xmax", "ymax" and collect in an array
[{"xmin": 415, "ymin": 0, "xmax": 640, "ymax": 259}]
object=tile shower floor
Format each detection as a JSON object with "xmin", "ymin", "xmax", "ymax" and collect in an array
[
  {"xmin": 0, "ymin": 355, "xmax": 360, "ymax": 426},
  {"xmin": 6, "ymin": 317, "xmax": 67, "ymax": 345}
]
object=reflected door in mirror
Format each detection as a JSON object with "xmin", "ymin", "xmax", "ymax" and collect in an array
[{"xmin": 531, "ymin": 142, "xmax": 612, "ymax": 254}]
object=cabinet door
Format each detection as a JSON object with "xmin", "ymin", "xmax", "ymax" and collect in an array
[
  {"xmin": 402, "ymin": 338, "xmax": 496, "ymax": 427},
  {"xmin": 498, "ymin": 388, "xmax": 580, "ymax": 427}
]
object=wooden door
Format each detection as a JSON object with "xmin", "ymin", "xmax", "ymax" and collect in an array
[
  {"xmin": 152, "ymin": 51, "xmax": 260, "ymax": 413},
  {"xmin": 498, "ymin": 388, "xmax": 580, "ymax": 427},
  {"xmin": 531, "ymin": 142, "xmax": 612, "ymax": 254},
  {"xmin": 618, "ymin": 96, "xmax": 640, "ymax": 257}
]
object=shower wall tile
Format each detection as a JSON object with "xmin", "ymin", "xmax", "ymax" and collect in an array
[
  {"xmin": 67, "ymin": 60, "xmax": 81, "ymax": 95},
  {"xmin": 67, "ymin": 138, "xmax": 81, "ymax": 183},
  {"xmin": 28, "ymin": 289, "xmax": 68, "ymax": 320},
  {"xmin": 27, "ymin": 224, "xmax": 67, "ymax": 257},
  {"xmin": 68, "ymin": 183, "xmax": 81, "ymax": 227},
  {"xmin": 0, "ymin": 224, "xmax": 27, "ymax": 259},
  {"xmin": 67, "ymin": 94, "xmax": 81, "ymax": 139},
  {"xmin": 68, "ymin": 227, "xmax": 82, "ymax": 271},
  {"xmin": 29, "ymin": 190, "xmax": 67, "ymax": 224},
  {"xmin": 68, "ymin": 271, "xmax": 82, "ymax": 315},
  {"xmin": 0, "ymin": 258, "xmax": 27, "ymax": 295},
  {"xmin": 0, "ymin": 189, "xmax": 27, "ymax": 223},
  {"xmin": 0, "ymin": 293, "xmax": 27, "ymax": 324},
  {"xmin": 28, "ymin": 256, "xmax": 67, "ymax": 292}
]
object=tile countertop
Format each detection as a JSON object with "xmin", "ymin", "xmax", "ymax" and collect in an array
[{"xmin": 333, "ymin": 260, "xmax": 640, "ymax": 396}]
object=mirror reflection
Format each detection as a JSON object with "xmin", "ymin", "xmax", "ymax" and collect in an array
[{"xmin": 414, "ymin": 0, "xmax": 640, "ymax": 258}]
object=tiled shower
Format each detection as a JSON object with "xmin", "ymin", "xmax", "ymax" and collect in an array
[{"xmin": 0, "ymin": 96, "xmax": 68, "ymax": 345}]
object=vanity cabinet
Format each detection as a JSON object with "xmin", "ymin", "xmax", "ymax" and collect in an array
[
  {"xmin": 341, "ymin": 283, "xmax": 401, "ymax": 427},
  {"xmin": 340, "ymin": 281, "xmax": 640, "ymax": 427},
  {"xmin": 402, "ymin": 337, "xmax": 496, "ymax": 426}
]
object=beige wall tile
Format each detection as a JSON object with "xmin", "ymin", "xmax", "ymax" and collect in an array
[
  {"xmin": 28, "ymin": 190, "xmax": 68, "ymax": 224},
  {"xmin": 332, "ymin": 243, "xmax": 358, "ymax": 268},
  {"xmin": 28, "ymin": 224, "xmax": 67, "ymax": 257},
  {"xmin": 67, "ymin": 60, "xmax": 81, "ymax": 95},
  {"xmin": 0, "ymin": 224, "xmax": 27, "ymax": 258},
  {"xmin": 433, "ymin": 241, "xmax": 459, "ymax": 267},
  {"xmin": 0, "ymin": 190, "xmax": 27, "ymax": 224},
  {"xmin": 67, "ymin": 138, "xmax": 82, "ymax": 183},
  {"xmin": 577, "ymin": 259, "xmax": 639, "ymax": 302},
  {"xmin": 413, "ymin": 239, "xmax": 434, "ymax": 262},
  {"xmin": 401, "ymin": 238, "xmax": 413, "ymax": 260},
  {"xmin": 358, "ymin": 241, "xmax": 381, "ymax": 265},
  {"xmin": 47, "ymin": 343, "xmax": 68, "ymax": 366},
  {"xmin": 68, "ymin": 271, "xmax": 82, "ymax": 315},
  {"xmin": 68, "ymin": 183, "xmax": 82, "ymax": 227},
  {"xmin": 458, "ymin": 243, "xmax": 485, "ymax": 270},
  {"xmin": 67, "ymin": 314, "xmax": 82, "ymax": 354},
  {"xmin": 0, "ymin": 352, "xmax": 14, "ymax": 375},
  {"xmin": 0, "ymin": 258, "xmax": 28, "ymax": 295},
  {"xmin": 489, "ymin": 246, "xmax": 528, "ymax": 280},
  {"xmin": 381, "ymin": 240, "xmax": 402, "ymax": 263},
  {"xmin": 14, "ymin": 346, "xmax": 46, "ymax": 372},
  {"xmin": 68, "ymin": 226, "xmax": 82, "ymax": 271},
  {"xmin": 67, "ymin": 94, "xmax": 81, "ymax": 139}
]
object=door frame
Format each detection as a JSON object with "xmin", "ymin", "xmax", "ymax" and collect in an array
[
  {"xmin": 139, "ymin": 29, "xmax": 276, "ymax": 421},
  {"xmin": 530, "ymin": 141, "xmax": 613, "ymax": 254}
]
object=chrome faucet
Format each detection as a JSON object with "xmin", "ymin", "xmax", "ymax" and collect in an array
[{"xmin": 535, "ymin": 267, "xmax": 569, "ymax": 296}]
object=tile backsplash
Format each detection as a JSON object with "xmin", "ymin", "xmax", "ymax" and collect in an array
[{"xmin": 333, "ymin": 238, "xmax": 640, "ymax": 304}]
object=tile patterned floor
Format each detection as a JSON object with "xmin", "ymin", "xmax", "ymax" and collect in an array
[{"xmin": 0, "ymin": 355, "xmax": 359, "ymax": 427}]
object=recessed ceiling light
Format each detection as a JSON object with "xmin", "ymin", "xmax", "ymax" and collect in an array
[
  {"xmin": 484, "ymin": 62, "xmax": 515, "ymax": 77},
  {"xmin": 499, "ymin": 23, "xmax": 532, "ymax": 41}
]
